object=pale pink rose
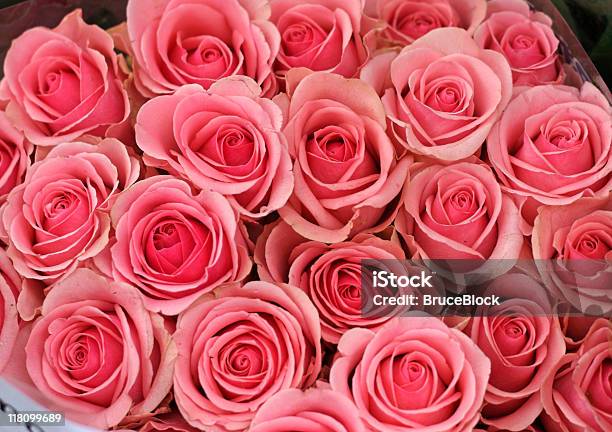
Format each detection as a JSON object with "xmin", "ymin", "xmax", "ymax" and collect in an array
[
  {"xmin": 395, "ymin": 162, "xmax": 523, "ymax": 272},
  {"xmin": 2, "ymin": 10, "xmax": 129, "ymax": 146},
  {"xmin": 330, "ymin": 317, "xmax": 490, "ymax": 431},
  {"xmin": 135, "ymin": 78, "xmax": 293, "ymax": 218},
  {"xmin": 468, "ymin": 273, "xmax": 566, "ymax": 430},
  {"xmin": 532, "ymin": 195, "xmax": 611, "ymax": 315},
  {"xmin": 255, "ymin": 219, "xmax": 405, "ymax": 343},
  {"xmin": 0, "ymin": 249, "xmax": 19, "ymax": 373},
  {"xmin": 0, "ymin": 139, "xmax": 139, "ymax": 284},
  {"xmin": 278, "ymin": 70, "xmax": 410, "ymax": 243},
  {"xmin": 361, "ymin": 28, "xmax": 512, "ymax": 161},
  {"xmin": 109, "ymin": 176, "xmax": 251, "ymax": 315},
  {"xmin": 366, "ymin": 0, "xmax": 486, "ymax": 46},
  {"xmin": 487, "ymin": 83, "xmax": 612, "ymax": 233},
  {"xmin": 541, "ymin": 319, "xmax": 612, "ymax": 432},
  {"xmin": 250, "ymin": 387, "xmax": 367, "ymax": 431},
  {"xmin": 24, "ymin": 269, "xmax": 176, "ymax": 429},
  {"xmin": 473, "ymin": 0, "xmax": 564, "ymax": 86},
  {"xmin": 173, "ymin": 281, "xmax": 322, "ymax": 431},
  {"xmin": 126, "ymin": 0, "xmax": 280, "ymax": 97},
  {"xmin": 0, "ymin": 110, "xmax": 31, "ymax": 200},
  {"xmin": 270, "ymin": 0, "xmax": 368, "ymax": 78}
]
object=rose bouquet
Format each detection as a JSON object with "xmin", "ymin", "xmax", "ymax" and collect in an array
[{"xmin": 0, "ymin": 0, "xmax": 610, "ymax": 431}]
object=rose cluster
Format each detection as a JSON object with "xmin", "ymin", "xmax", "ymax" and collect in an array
[{"xmin": 0, "ymin": 0, "xmax": 610, "ymax": 431}]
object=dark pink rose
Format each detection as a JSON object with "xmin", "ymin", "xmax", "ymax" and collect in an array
[
  {"xmin": 468, "ymin": 273, "xmax": 566, "ymax": 430},
  {"xmin": 0, "ymin": 139, "xmax": 139, "ymax": 284},
  {"xmin": 532, "ymin": 195, "xmax": 611, "ymax": 315},
  {"xmin": 270, "ymin": 0, "xmax": 368, "ymax": 78},
  {"xmin": 126, "ymin": 0, "xmax": 280, "ymax": 97},
  {"xmin": 255, "ymin": 219, "xmax": 406, "ymax": 343},
  {"xmin": 110, "ymin": 176, "xmax": 252, "ymax": 315},
  {"xmin": 135, "ymin": 78, "xmax": 293, "ymax": 219},
  {"xmin": 541, "ymin": 319, "xmax": 612, "ymax": 432},
  {"xmin": 395, "ymin": 162, "xmax": 523, "ymax": 271},
  {"xmin": 2, "ymin": 10, "xmax": 129, "ymax": 146},
  {"xmin": 173, "ymin": 281, "xmax": 322, "ymax": 431},
  {"xmin": 361, "ymin": 28, "xmax": 512, "ymax": 161},
  {"xmin": 330, "ymin": 317, "xmax": 490, "ymax": 431},
  {"xmin": 474, "ymin": 0, "xmax": 564, "ymax": 86},
  {"xmin": 24, "ymin": 269, "xmax": 176, "ymax": 429},
  {"xmin": 278, "ymin": 70, "xmax": 410, "ymax": 243},
  {"xmin": 366, "ymin": 0, "xmax": 486, "ymax": 46},
  {"xmin": 487, "ymin": 83, "xmax": 612, "ymax": 233},
  {"xmin": 0, "ymin": 249, "xmax": 19, "ymax": 373},
  {"xmin": 250, "ymin": 387, "xmax": 366, "ymax": 431},
  {"xmin": 0, "ymin": 110, "xmax": 31, "ymax": 200}
]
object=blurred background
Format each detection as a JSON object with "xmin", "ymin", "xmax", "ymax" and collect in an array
[{"xmin": 551, "ymin": 0, "xmax": 611, "ymax": 85}]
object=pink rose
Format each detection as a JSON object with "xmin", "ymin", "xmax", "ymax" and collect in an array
[
  {"xmin": 558, "ymin": 312, "xmax": 600, "ymax": 351},
  {"xmin": 1, "ymin": 139, "xmax": 139, "ymax": 284},
  {"xmin": 250, "ymin": 387, "xmax": 366, "ymax": 431},
  {"xmin": 475, "ymin": 427, "xmax": 542, "ymax": 432},
  {"xmin": 119, "ymin": 413, "xmax": 199, "ymax": 432},
  {"xmin": 2, "ymin": 10, "xmax": 129, "ymax": 146},
  {"xmin": 541, "ymin": 319, "xmax": 612, "ymax": 432},
  {"xmin": 278, "ymin": 70, "xmax": 410, "ymax": 243},
  {"xmin": 487, "ymin": 83, "xmax": 612, "ymax": 233},
  {"xmin": 473, "ymin": 0, "xmax": 564, "ymax": 86},
  {"xmin": 255, "ymin": 219, "xmax": 406, "ymax": 343},
  {"xmin": 110, "ymin": 176, "xmax": 251, "ymax": 315},
  {"xmin": 395, "ymin": 162, "xmax": 523, "ymax": 271},
  {"xmin": 135, "ymin": 78, "xmax": 293, "ymax": 218},
  {"xmin": 532, "ymin": 195, "xmax": 611, "ymax": 314},
  {"xmin": 0, "ymin": 109, "xmax": 31, "ymax": 200},
  {"xmin": 0, "ymin": 249, "xmax": 19, "ymax": 373},
  {"xmin": 468, "ymin": 273, "xmax": 566, "ymax": 430},
  {"xmin": 366, "ymin": 0, "xmax": 486, "ymax": 46},
  {"xmin": 361, "ymin": 28, "xmax": 512, "ymax": 161},
  {"xmin": 24, "ymin": 269, "xmax": 176, "ymax": 429},
  {"xmin": 126, "ymin": 0, "xmax": 280, "ymax": 97},
  {"xmin": 330, "ymin": 317, "xmax": 490, "ymax": 431},
  {"xmin": 270, "ymin": 0, "xmax": 367, "ymax": 78},
  {"xmin": 173, "ymin": 281, "xmax": 322, "ymax": 431}
]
